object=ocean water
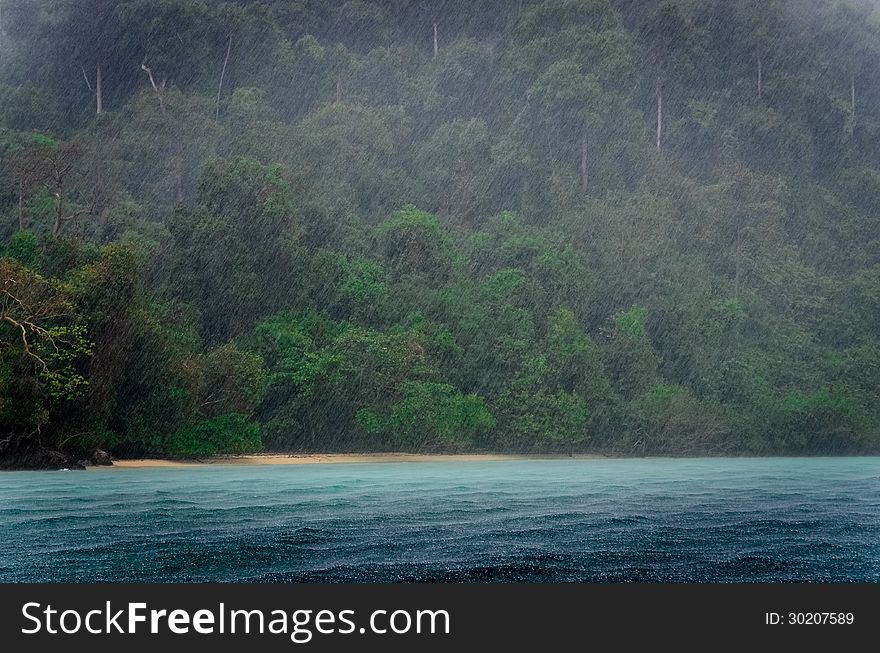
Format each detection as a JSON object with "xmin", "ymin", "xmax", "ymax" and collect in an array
[{"xmin": 0, "ymin": 458, "xmax": 878, "ymax": 582}]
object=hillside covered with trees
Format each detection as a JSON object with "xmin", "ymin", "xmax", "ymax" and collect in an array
[{"xmin": 1, "ymin": 0, "xmax": 879, "ymax": 467}]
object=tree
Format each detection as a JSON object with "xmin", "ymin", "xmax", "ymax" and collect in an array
[
  {"xmin": 637, "ymin": 1, "xmax": 705, "ymax": 152},
  {"xmin": 359, "ymin": 381, "xmax": 494, "ymax": 450},
  {"xmin": 603, "ymin": 305, "xmax": 659, "ymax": 400},
  {"xmin": 293, "ymin": 102, "xmax": 403, "ymax": 217},
  {"xmin": 108, "ymin": 88, "xmax": 220, "ymax": 209},
  {"xmin": 0, "ymin": 132, "xmax": 53, "ymax": 230},
  {"xmin": 526, "ymin": 59, "xmax": 608, "ymax": 191},
  {"xmin": 42, "ymin": 139, "xmax": 114, "ymax": 236},
  {"xmin": 807, "ymin": 0, "xmax": 880, "ymax": 127},
  {"xmin": 168, "ymin": 412, "xmax": 261, "ymax": 457},
  {"xmin": 425, "ymin": 38, "xmax": 494, "ymax": 121},
  {"xmin": 165, "ymin": 156, "xmax": 303, "ymax": 343},
  {"xmin": 194, "ymin": 344, "xmax": 266, "ymax": 418},
  {"xmin": 506, "ymin": 0, "xmax": 637, "ymax": 190},
  {"xmin": 415, "ymin": 118, "xmax": 492, "ymax": 221},
  {"xmin": 630, "ymin": 383, "xmax": 730, "ymax": 454},
  {"xmin": 44, "ymin": 0, "xmax": 131, "ymax": 115},
  {"xmin": 713, "ymin": 163, "xmax": 787, "ymax": 299},
  {"xmin": 0, "ymin": 256, "xmax": 93, "ymax": 456},
  {"xmin": 376, "ymin": 205, "xmax": 454, "ymax": 281},
  {"xmin": 493, "ymin": 385, "xmax": 590, "ymax": 451},
  {"xmin": 1, "ymin": 256, "xmax": 85, "ymax": 383},
  {"xmin": 0, "ymin": 134, "xmax": 113, "ymax": 236},
  {"xmin": 118, "ymin": 0, "xmax": 217, "ymax": 103}
]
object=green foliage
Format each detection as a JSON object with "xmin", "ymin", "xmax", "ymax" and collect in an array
[
  {"xmin": 613, "ymin": 305, "xmax": 649, "ymax": 340},
  {"xmin": 252, "ymin": 311, "xmax": 348, "ymax": 392},
  {"xmin": 629, "ymin": 384, "xmax": 730, "ymax": 455},
  {"xmin": 196, "ymin": 345, "xmax": 267, "ymax": 418},
  {"xmin": 0, "ymin": 84, "xmax": 62, "ymax": 133},
  {"xmin": 493, "ymin": 389, "xmax": 590, "ymax": 451},
  {"xmin": 0, "ymin": 255, "xmax": 95, "ymax": 453},
  {"xmin": 5, "ymin": 230, "xmax": 38, "ymax": 265},
  {"xmin": 416, "ymin": 118, "xmax": 492, "ymax": 220},
  {"xmin": 377, "ymin": 381, "xmax": 495, "ymax": 450},
  {"xmin": 28, "ymin": 133, "xmax": 59, "ymax": 150},
  {"xmin": 605, "ymin": 305, "xmax": 659, "ymax": 400},
  {"xmin": 168, "ymin": 413, "xmax": 262, "ymax": 458},
  {"xmin": 340, "ymin": 256, "xmax": 387, "ymax": 317},
  {"xmin": 38, "ymin": 325, "xmax": 94, "ymax": 400},
  {"xmin": 164, "ymin": 156, "xmax": 303, "ymax": 343},
  {"xmin": 376, "ymin": 205, "xmax": 454, "ymax": 280},
  {"xmin": 3, "ymin": 1, "xmax": 880, "ymax": 462},
  {"xmin": 775, "ymin": 387, "xmax": 867, "ymax": 454},
  {"xmin": 355, "ymin": 407, "xmax": 384, "ymax": 435}
]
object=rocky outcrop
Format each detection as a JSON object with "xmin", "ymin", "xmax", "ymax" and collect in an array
[
  {"xmin": 92, "ymin": 449, "xmax": 113, "ymax": 466},
  {"xmin": 0, "ymin": 448, "xmax": 86, "ymax": 471},
  {"xmin": 0, "ymin": 446, "xmax": 115, "ymax": 471}
]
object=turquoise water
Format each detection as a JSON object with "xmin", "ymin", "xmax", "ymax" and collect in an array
[{"xmin": 1, "ymin": 458, "xmax": 878, "ymax": 582}]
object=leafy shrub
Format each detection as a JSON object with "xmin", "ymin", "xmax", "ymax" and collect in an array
[{"xmin": 168, "ymin": 413, "xmax": 262, "ymax": 458}]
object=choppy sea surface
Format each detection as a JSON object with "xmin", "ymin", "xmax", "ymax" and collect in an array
[{"xmin": 1, "ymin": 458, "xmax": 878, "ymax": 582}]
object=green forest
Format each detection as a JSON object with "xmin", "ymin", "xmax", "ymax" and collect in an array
[{"xmin": 1, "ymin": 0, "xmax": 879, "ymax": 467}]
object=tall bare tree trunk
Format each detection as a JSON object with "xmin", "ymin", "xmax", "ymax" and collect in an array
[
  {"xmin": 53, "ymin": 188, "xmax": 63, "ymax": 236},
  {"xmin": 141, "ymin": 63, "xmax": 165, "ymax": 114},
  {"xmin": 433, "ymin": 23, "xmax": 438, "ymax": 57},
  {"xmin": 95, "ymin": 63, "xmax": 102, "ymax": 114},
  {"xmin": 0, "ymin": 1, "xmax": 7, "ymax": 60},
  {"xmin": 215, "ymin": 34, "xmax": 232, "ymax": 120},
  {"xmin": 580, "ymin": 134, "xmax": 588, "ymax": 191},
  {"xmin": 734, "ymin": 226, "xmax": 742, "ymax": 299},
  {"xmin": 851, "ymin": 74, "xmax": 856, "ymax": 122},
  {"xmin": 336, "ymin": 79, "xmax": 341, "ymax": 103},
  {"xmin": 655, "ymin": 78, "xmax": 662, "ymax": 152},
  {"xmin": 175, "ymin": 157, "xmax": 183, "ymax": 203},
  {"xmin": 757, "ymin": 56, "xmax": 762, "ymax": 99},
  {"xmin": 17, "ymin": 180, "xmax": 24, "ymax": 230}
]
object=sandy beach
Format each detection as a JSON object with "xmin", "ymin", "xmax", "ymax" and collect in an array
[{"xmin": 105, "ymin": 453, "xmax": 601, "ymax": 468}]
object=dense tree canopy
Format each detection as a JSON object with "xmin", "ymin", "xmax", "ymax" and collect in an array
[{"xmin": 1, "ymin": 0, "xmax": 878, "ymax": 465}]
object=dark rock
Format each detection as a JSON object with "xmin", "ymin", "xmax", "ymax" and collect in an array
[
  {"xmin": 47, "ymin": 450, "xmax": 85, "ymax": 470},
  {"xmin": 92, "ymin": 449, "xmax": 113, "ymax": 466},
  {"xmin": 0, "ymin": 447, "xmax": 87, "ymax": 470},
  {"xmin": 78, "ymin": 459, "xmax": 94, "ymax": 468}
]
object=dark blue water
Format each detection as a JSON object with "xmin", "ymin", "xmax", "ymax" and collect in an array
[{"xmin": 1, "ymin": 458, "xmax": 878, "ymax": 582}]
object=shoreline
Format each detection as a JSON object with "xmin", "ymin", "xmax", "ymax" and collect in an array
[
  {"xmin": 103, "ymin": 452, "xmax": 605, "ymax": 469},
  {"xmin": 4, "ymin": 451, "xmax": 876, "ymax": 471}
]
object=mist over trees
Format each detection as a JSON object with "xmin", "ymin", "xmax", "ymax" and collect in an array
[{"xmin": 1, "ymin": 0, "xmax": 879, "ymax": 465}]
